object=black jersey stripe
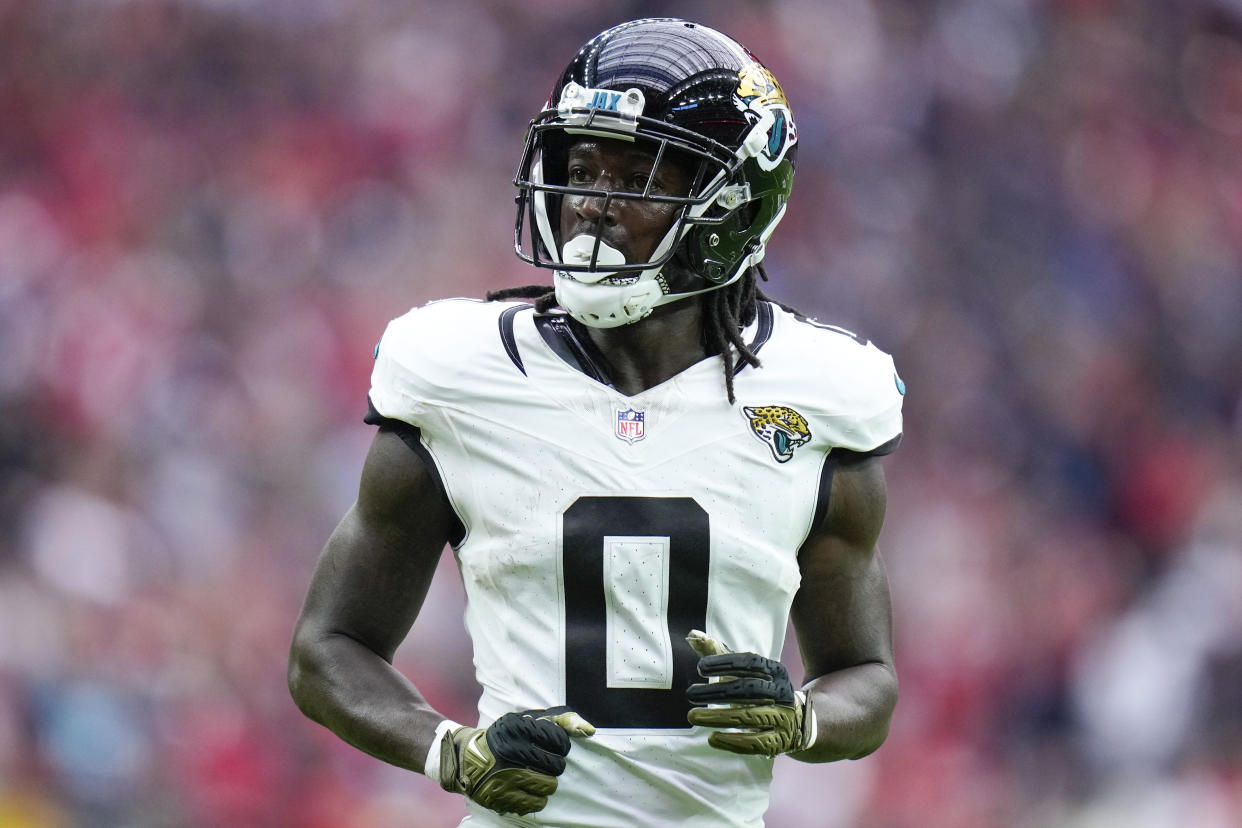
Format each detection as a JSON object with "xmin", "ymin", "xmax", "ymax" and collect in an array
[
  {"xmin": 363, "ymin": 398, "xmax": 468, "ymax": 548},
  {"xmin": 534, "ymin": 313, "xmax": 613, "ymax": 386},
  {"xmin": 498, "ymin": 304, "xmax": 530, "ymax": 375},
  {"xmin": 733, "ymin": 300, "xmax": 775, "ymax": 376},
  {"xmin": 809, "ymin": 453, "xmax": 836, "ymax": 536},
  {"xmin": 809, "ymin": 434, "xmax": 903, "ymax": 533},
  {"xmin": 829, "ymin": 433, "xmax": 902, "ymax": 460}
]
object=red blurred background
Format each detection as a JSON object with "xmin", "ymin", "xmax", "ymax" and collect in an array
[{"xmin": 1, "ymin": 1, "xmax": 1240, "ymax": 825}]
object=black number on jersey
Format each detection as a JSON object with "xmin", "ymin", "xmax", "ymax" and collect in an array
[{"xmin": 562, "ymin": 496, "xmax": 709, "ymax": 729}]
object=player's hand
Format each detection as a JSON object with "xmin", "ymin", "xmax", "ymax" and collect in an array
[
  {"xmin": 685, "ymin": 630, "xmax": 813, "ymax": 757},
  {"xmin": 437, "ymin": 706, "xmax": 595, "ymax": 815}
]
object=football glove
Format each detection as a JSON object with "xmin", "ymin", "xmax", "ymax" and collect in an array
[
  {"xmin": 437, "ymin": 707, "xmax": 595, "ymax": 815},
  {"xmin": 685, "ymin": 630, "xmax": 815, "ymax": 757}
]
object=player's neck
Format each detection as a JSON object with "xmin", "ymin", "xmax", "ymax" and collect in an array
[{"xmin": 574, "ymin": 301, "xmax": 706, "ymax": 396}]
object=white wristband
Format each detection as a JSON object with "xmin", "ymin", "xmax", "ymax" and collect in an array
[
  {"xmin": 795, "ymin": 690, "xmax": 818, "ymax": 751},
  {"xmin": 424, "ymin": 718, "xmax": 462, "ymax": 783}
]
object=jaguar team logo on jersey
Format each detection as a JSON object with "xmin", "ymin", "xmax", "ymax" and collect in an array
[
  {"xmin": 743, "ymin": 405, "xmax": 811, "ymax": 463},
  {"xmin": 615, "ymin": 407, "xmax": 646, "ymax": 444}
]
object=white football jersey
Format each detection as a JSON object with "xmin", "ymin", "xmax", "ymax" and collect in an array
[{"xmin": 368, "ymin": 299, "xmax": 904, "ymax": 827}]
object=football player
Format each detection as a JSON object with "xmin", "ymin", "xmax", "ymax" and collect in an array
[{"xmin": 289, "ymin": 18, "xmax": 904, "ymax": 827}]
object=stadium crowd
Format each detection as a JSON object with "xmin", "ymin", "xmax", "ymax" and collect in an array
[{"xmin": 0, "ymin": 0, "xmax": 1239, "ymax": 825}]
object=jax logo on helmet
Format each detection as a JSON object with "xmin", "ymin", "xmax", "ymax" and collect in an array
[
  {"xmin": 589, "ymin": 90, "xmax": 623, "ymax": 111},
  {"xmin": 557, "ymin": 82, "xmax": 646, "ymax": 130}
]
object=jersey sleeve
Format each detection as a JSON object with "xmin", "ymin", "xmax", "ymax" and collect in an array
[
  {"xmin": 366, "ymin": 297, "xmax": 521, "ymax": 428},
  {"xmin": 367, "ymin": 308, "xmax": 431, "ymax": 427},
  {"xmin": 824, "ymin": 340, "xmax": 904, "ymax": 456},
  {"xmin": 786, "ymin": 319, "xmax": 905, "ymax": 457},
  {"xmin": 368, "ymin": 299, "xmax": 493, "ymax": 426}
]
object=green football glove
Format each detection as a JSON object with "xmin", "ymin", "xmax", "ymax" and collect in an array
[
  {"xmin": 685, "ymin": 630, "xmax": 815, "ymax": 757},
  {"xmin": 437, "ymin": 706, "xmax": 595, "ymax": 815}
]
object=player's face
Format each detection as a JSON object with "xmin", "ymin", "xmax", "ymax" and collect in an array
[{"xmin": 559, "ymin": 138, "xmax": 692, "ymax": 266}]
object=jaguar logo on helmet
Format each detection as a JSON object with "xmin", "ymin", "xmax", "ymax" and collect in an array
[{"xmin": 735, "ymin": 64, "xmax": 797, "ymax": 172}]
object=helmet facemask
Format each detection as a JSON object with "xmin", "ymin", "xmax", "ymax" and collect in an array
[
  {"xmin": 512, "ymin": 20, "xmax": 797, "ymax": 328},
  {"xmin": 515, "ymin": 86, "xmax": 775, "ymax": 327}
]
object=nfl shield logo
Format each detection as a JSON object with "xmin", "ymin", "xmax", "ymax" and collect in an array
[{"xmin": 615, "ymin": 407, "xmax": 646, "ymax": 444}]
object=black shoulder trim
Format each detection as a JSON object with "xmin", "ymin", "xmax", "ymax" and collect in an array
[
  {"xmin": 363, "ymin": 398, "xmax": 467, "ymax": 548},
  {"xmin": 498, "ymin": 304, "xmax": 530, "ymax": 375},
  {"xmin": 828, "ymin": 434, "xmax": 902, "ymax": 462},
  {"xmin": 810, "ymin": 435, "xmax": 901, "ymax": 533},
  {"xmin": 733, "ymin": 301, "xmax": 775, "ymax": 376},
  {"xmin": 809, "ymin": 452, "xmax": 836, "ymax": 535},
  {"xmin": 362, "ymin": 397, "xmax": 389, "ymax": 428},
  {"xmin": 534, "ymin": 313, "xmax": 613, "ymax": 386}
]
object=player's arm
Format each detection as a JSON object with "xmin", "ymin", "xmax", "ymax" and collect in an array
[
  {"xmin": 787, "ymin": 453, "xmax": 897, "ymax": 762},
  {"xmin": 288, "ymin": 426, "xmax": 594, "ymax": 815},
  {"xmin": 287, "ymin": 426, "xmax": 456, "ymax": 773},
  {"xmin": 686, "ymin": 453, "xmax": 896, "ymax": 762}
]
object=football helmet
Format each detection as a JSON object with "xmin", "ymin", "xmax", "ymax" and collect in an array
[{"xmin": 513, "ymin": 18, "xmax": 798, "ymax": 327}]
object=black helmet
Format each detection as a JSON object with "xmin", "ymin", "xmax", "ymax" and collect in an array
[{"xmin": 513, "ymin": 18, "xmax": 798, "ymax": 327}]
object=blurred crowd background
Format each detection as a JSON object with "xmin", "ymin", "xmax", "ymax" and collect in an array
[{"xmin": 1, "ymin": 0, "xmax": 1240, "ymax": 825}]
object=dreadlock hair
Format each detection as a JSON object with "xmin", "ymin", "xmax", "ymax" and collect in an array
[{"xmin": 486, "ymin": 263, "xmax": 804, "ymax": 404}]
